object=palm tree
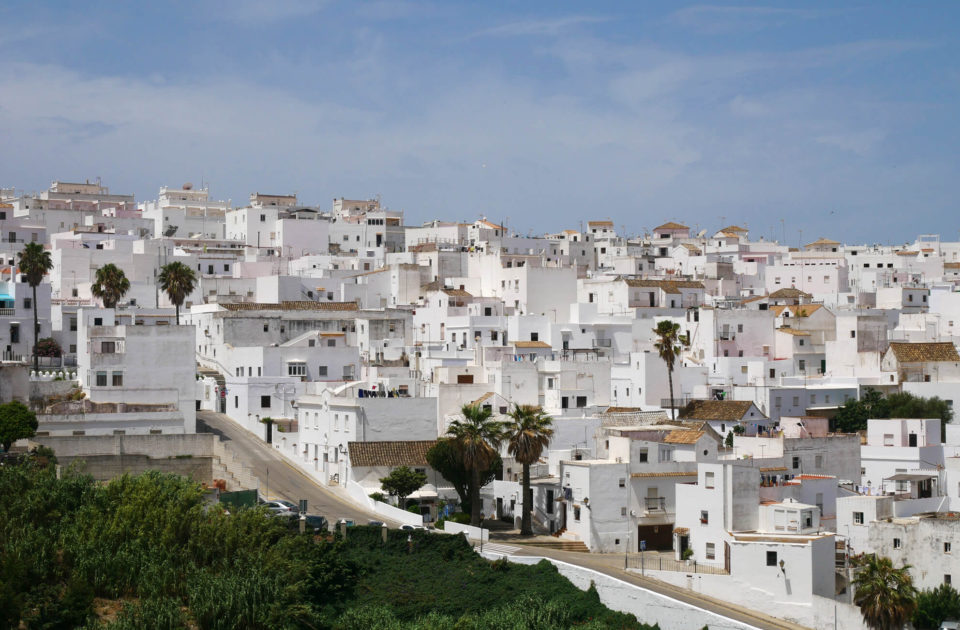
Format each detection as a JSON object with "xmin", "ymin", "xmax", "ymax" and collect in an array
[
  {"xmin": 505, "ymin": 404, "xmax": 553, "ymax": 535},
  {"xmin": 158, "ymin": 261, "xmax": 197, "ymax": 325},
  {"xmin": 853, "ymin": 554, "xmax": 917, "ymax": 630},
  {"xmin": 654, "ymin": 319, "xmax": 682, "ymax": 420},
  {"xmin": 17, "ymin": 242, "xmax": 53, "ymax": 372},
  {"xmin": 91, "ymin": 263, "xmax": 131, "ymax": 309},
  {"xmin": 446, "ymin": 404, "xmax": 504, "ymax": 527}
]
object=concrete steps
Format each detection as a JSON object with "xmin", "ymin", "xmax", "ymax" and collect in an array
[{"xmin": 511, "ymin": 540, "xmax": 590, "ymax": 553}]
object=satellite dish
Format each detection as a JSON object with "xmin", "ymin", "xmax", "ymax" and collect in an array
[{"xmin": 183, "ymin": 182, "xmax": 193, "ymax": 190}]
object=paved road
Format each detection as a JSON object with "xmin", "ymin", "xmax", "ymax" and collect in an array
[
  {"xmin": 197, "ymin": 410, "xmax": 398, "ymax": 526},
  {"xmin": 487, "ymin": 545, "xmax": 812, "ymax": 630}
]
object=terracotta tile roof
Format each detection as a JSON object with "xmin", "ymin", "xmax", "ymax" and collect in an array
[
  {"xmin": 944, "ymin": 263, "xmax": 960, "ymax": 269},
  {"xmin": 663, "ymin": 430, "xmax": 704, "ymax": 444},
  {"xmin": 741, "ymin": 295, "xmax": 768, "ymax": 304},
  {"xmin": 720, "ymin": 225, "xmax": 748, "ymax": 233},
  {"xmin": 760, "ymin": 467, "xmax": 788, "ymax": 472},
  {"xmin": 654, "ymin": 222, "xmax": 689, "ymax": 231},
  {"xmin": 631, "ymin": 471, "xmax": 698, "ymax": 478},
  {"xmin": 603, "ymin": 406, "xmax": 644, "ymax": 414},
  {"xmin": 477, "ymin": 219, "xmax": 505, "ymax": 230},
  {"xmin": 679, "ymin": 400, "xmax": 764, "ymax": 421},
  {"xmin": 777, "ymin": 327, "xmax": 811, "ymax": 336},
  {"xmin": 588, "ymin": 220, "xmax": 614, "ymax": 226},
  {"xmin": 771, "ymin": 304, "xmax": 823, "ymax": 317},
  {"xmin": 623, "ymin": 278, "xmax": 704, "ymax": 293},
  {"xmin": 805, "ymin": 237, "xmax": 840, "ymax": 247},
  {"xmin": 768, "ymin": 288, "xmax": 812, "ymax": 299},
  {"xmin": 673, "ymin": 527, "xmax": 690, "ymax": 535},
  {"xmin": 513, "ymin": 340, "xmax": 552, "ymax": 349},
  {"xmin": 442, "ymin": 289, "xmax": 472, "ymax": 297},
  {"xmin": 221, "ymin": 301, "xmax": 358, "ymax": 311},
  {"xmin": 469, "ymin": 392, "xmax": 496, "ymax": 406},
  {"xmin": 681, "ymin": 243, "xmax": 703, "ymax": 255},
  {"xmin": 409, "ymin": 242, "xmax": 438, "ymax": 253},
  {"xmin": 896, "ymin": 251, "xmax": 919, "ymax": 256},
  {"xmin": 888, "ymin": 342, "xmax": 960, "ymax": 363},
  {"xmin": 348, "ymin": 440, "xmax": 437, "ymax": 468}
]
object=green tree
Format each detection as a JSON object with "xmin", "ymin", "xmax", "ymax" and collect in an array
[
  {"xmin": 91, "ymin": 263, "xmax": 131, "ymax": 309},
  {"xmin": 836, "ymin": 389, "xmax": 953, "ymax": 437},
  {"xmin": 158, "ymin": 261, "xmax": 197, "ymax": 325},
  {"xmin": 654, "ymin": 319, "xmax": 682, "ymax": 420},
  {"xmin": 913, "ymin": 583, "xmax": 960, "ymax": 630},
  {"xmin": 445, "ymin": 404, "xmax": 504, "ymax": 527},
  {"xmin": 379, "ymin": 466, "xmax": 427, "ymax": 508},
  {"xmin": 17, "ymin": 242, "xmax": 53, "ymax": 372},
  {"xmin": 425, "ymin": 438, "xmax": 501, "ymax": 515},
  {"xmin": 504, "ymin": 404, "xmax": 554, "ymax": 536},
  {"xmin": 724, "ymin": 431, "xmax": 734, "ymax": 448},
  {"xmin": 853, "ymin": 554, "xmax": 917, "ymax": 630},
  {"xmin": 0, "ymin": 400, "xmax": 38, "ymax": 452}
]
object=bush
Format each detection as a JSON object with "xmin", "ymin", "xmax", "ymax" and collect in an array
[
  {"xmin": 35, "ymin": 337, "xmax": 62, "ymax": 358},
  {"xmin": 368, "ymin": 492, "xmax": 386, "ymax": 503}
]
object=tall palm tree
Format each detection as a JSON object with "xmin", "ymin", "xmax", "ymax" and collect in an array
[
  {"xmin": 654, "ymin": 319, "xmax": 682, "ymax": 420},
  {"xmin": 158, "ymin": 261, "xmax": 197, "ymax": 325},
  {"xmin": 505, "ymin": 404, "xmax": 553, "ymax": 536},
  {"xmin": 853, "ymin": 554, "xmax": 917, "ymax": 630},
  {"xmin": 446, "ymin": 404, "xmax": 504, "ymax": 527},
  {"xmin": 18, "ymin": 242, "xmax": 53, "ymax": 372},
  {"xmin": 91, "ymin": 263, "xmax": 131, "ymax": 309}
]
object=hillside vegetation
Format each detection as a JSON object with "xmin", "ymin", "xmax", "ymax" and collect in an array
[{"xmin": 0, "ymin": 455, "xmax": 655, "ymax": 629}]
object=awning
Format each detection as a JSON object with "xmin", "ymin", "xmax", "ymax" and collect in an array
[
  {"xmin": 674, "ymin": 527, "xmax": 690, "ymax": 535},
  {"xmin": 886, "ymin": 472, "xmax": 938, "ymax": 481}
]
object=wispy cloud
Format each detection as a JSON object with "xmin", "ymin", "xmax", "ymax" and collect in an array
[
  {"xmin": 667, "ymin": 5, "xmax": 826, "ymax": 34},
  {"xmin": 206, "ymin": 0, "xmax": 328, "ymax": 25},
  {"xmin": 473, "ymin": 15, "xmax": 609, "ymax": 39}
]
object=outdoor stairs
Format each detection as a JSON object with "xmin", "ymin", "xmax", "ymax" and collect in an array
[
  {"xmin": 511, "ymin": 539, "xmax": 590, "ymax": 553},
  {"xmin": 198, "ymin": 365, "xmax": 225, "ymax": 392}
]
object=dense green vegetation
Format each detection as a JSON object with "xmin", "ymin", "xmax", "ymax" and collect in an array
[
  {"xmin": 834, "ymin": 388, "xmax": 953, "ymax": 435},
  {"xmin": 0, "ymin": 455, "xmax": 654, "ymax": 629},
  {"xmin": 912, "ymin": 583, "xmax": 960, "ymax": 630}
]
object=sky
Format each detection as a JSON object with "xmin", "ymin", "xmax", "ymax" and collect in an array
[{"xmin": 1, "ymin": 1, "xmax": 958, "ymax": 245}]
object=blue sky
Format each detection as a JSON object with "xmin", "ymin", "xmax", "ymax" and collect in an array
[{"xmin": 1, "ymin": 1, "xmax": 958, "ymax": 244}]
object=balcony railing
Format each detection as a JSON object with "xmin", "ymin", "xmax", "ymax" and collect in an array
[
  {"xmin": 0, "ymin": 308, "xmax": 14, "ymax": 316},
  {"xmin": 644, "ymin": 496, "xmax": 666, "ymax": 512}
]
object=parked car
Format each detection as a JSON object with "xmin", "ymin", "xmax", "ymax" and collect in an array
[
  {"xmin": 336, "ymin": 518, "xmax": 356, "ymax": 527},
  {"xmin": 285, "ymin": 514, "xmax": 328, "ymax": 533},
  {"xmin": 368, "ymin": 520, "xmax": 386, "ymax": 527},
  {"xmin": 400, "ymin": 524, "xmax": 425, "ymax": 531},
  {"xmin": 262, "ymin": 500, "xmax": 297, "ymax": 517}
]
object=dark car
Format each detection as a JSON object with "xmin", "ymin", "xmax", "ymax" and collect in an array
[{"xmin": 284, "ymin": 513, "xmax": 328, "ymax": 533}]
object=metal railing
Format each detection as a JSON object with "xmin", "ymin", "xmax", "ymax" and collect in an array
[
  {"xmin": 644, "ymin": 496, "xmax": 666, "ymax": 512},
  {"xmin": 627, "ymin": 554, "xmax": 728, "ymax": 575}
]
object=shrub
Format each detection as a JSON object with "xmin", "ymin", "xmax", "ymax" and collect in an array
[{"xmin": 368, "ymin": 492, "xmax": 386, "ymax": 503}]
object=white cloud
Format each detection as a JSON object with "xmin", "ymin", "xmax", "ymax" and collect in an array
[{"xmin": 473, "ymin": 16, "xmax": 609, "ymax": 39}]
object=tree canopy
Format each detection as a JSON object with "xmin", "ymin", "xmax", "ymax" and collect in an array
[
  {"xmin": 91, "ymin": 263, "xmax": 131, "ymax": 308},
  {"xmin": 425, "ymin": 437, "xmax": 501, "ymax": 515},
  {"xmin": 853, "ymin": 554, "xmax": 917, "ymax": 630},
  {"xmin": 913, "ymin": 583, "xmax": 960, "ymax": 630},
  {"xmin": 158, "ymin": 261, "xmax": 197, "ymax": 325},
  {"xmin": 378, "ymin": 465, "xmax": 427, "ymax": 507},
  {"xmin": 835, "ymin": 388, "xmax": 953, "ymax": 437},
  {"xmin": 0, "ymin": 400, "xmax": 38, "ymax": 452}
]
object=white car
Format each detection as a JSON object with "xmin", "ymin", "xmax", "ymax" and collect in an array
[
  {"xmin": 262, "ymin": 500, "xmax": 298, "ymax": 517},
  {"xmin": 400, "ymin": 524, "xmax": 426, "ymax": 531}
]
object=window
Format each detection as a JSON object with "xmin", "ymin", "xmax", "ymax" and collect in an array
[
  {"xmin": 766, "ymin": 551, "xmax": 778, "ymax": 567},
  {"xmin": 619, "ymin": 478, "xmax": 625, "ymax": 488},
  {"xmin": 111, "ymin": 372, "xmax": 123, "ymax": 387},
  {"xmin": 260, "ymin": 395, "xmax": 271, "ymax": 408},
  {"xmin": 892, "ymin": 538, "xmax": 902, "ymax": 550},
  {"xmin": 638, "ymin": 448, "xmax": 648, "ymax": 463},
  {"xmin": 815, "ymin": 455, "xmax": 823, "ymax": 469},
  {"xmin": 704, "ymin": 471, "xmax": 716, "ymax": 488},
  {"xmin": 700, "ymin": 510, "xmax": 709, "ymax": 524},
  {"xmin": 95, "ymin": 371, "xmax": 107, "ymax": 387},
  {"xmin": 947, "ymin": 575, "xmax": 953, "ymax": 585},
  {"xmin": 792, "ymin": 396, "xmax": 800, "ymax": 406},
  {"xmin": 23, "ymin": 297, "xmax": 31, "ymax": 310},
  {"xmin": 260, "ymin": 214, "xmax": 266, "ymax": 222},
  {"xmin": 100, "ymin": 341, "xmax": 116, "ymax": 354},
  {"xmin": 621, "ymin": 507, "xmax": 627, "ymax": 516},
  {"xmin": 576, "ymin": 396, "xmax": 587, "ymax": 408},
  {"xmin": 850, "ymin": 330, "xmax": 856, "ymax": 338},
  {"xmin": 288, "ymin": 363, "xmax": 306, "ymax": 377},
  {"xmin": 94, "ymin": 317, "xmax": 103, "ymax": 326},
  {"xmin": 946, "ymin": 542, "xmax": 952, "ymax": 554},
  {"xmin": 574, "ymin": 506, "xmax": 581, "ymax": 521},
  {"xmin": 70, "ymin": 317, "xmax": 77, "ymax": 332},
  {"xmin": 318, "ymin": 366, "xmax": 328, "ymax": 377},
  {"xmin": 775, "ymin": 396, "xmax": 782, "ymax": 408},
  {"xmin": 737, "ymin": 324, "xmax": 743, "ymax": 333},
  {"xmin": 327, "ymin": 338, "xmax": 336, "ymax": 347},
  {"xmin": 854, "ymin": 512, "xmax": 864, "ymax": 525},
  {"xmin": 706, "ymin": 543, "xmax": 716, "ymax": 560}
]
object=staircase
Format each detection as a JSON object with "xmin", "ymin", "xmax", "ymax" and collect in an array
[{"xmin": 511, "ymin": 539, "xmax": 590, "ymax": 553}]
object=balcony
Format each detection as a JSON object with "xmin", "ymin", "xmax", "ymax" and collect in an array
[
  {"xmin": 0, "ymin": 308, "xmax": 14, "ymax": 316},
  {"xmin": 592, "ymin": 338, "xmax": 612, "ymax": 348},
  {"xmin": 644, "ymin": 496, "xmax": 666, "ymax": 512}
]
